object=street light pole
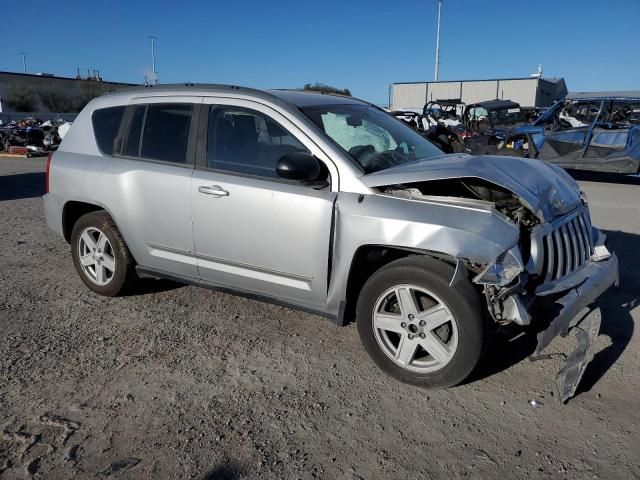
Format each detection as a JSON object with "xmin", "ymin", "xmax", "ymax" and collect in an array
[
  {"xmin": 434, "ymin": 0, "xmax": 442, "ymax": 81},
  {"xmin": 19, "ymin": 52, "xmax": 27, "ymax": 74},
  {"xmin": 148, "ymin": 35, "xmax": 158, "ymax": 84}
]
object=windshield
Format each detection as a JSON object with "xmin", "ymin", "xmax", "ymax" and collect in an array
[
  {"xmin": 490, "ymin": 107, "xmax": 524, "ymax": 127},
  {"xmin": 302, "ymin": 104, "xmax": 443, "ymax": 173}
]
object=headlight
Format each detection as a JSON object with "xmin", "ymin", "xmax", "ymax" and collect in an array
[
  {"xmin": 580, "ymin": 190, "xmax": 588, "ymax": 205},
  {"xmin": 473, "ymin": 247, "xmax": 524, "ymax": 286}
]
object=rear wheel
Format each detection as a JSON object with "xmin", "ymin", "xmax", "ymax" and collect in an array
[
  {"xmin": 70, "ymin": 211, "xmax": 137, "ymax": 296},
  {"xmin": 356, "ymin": 256, "xmax": 486, "ymax": 388}
]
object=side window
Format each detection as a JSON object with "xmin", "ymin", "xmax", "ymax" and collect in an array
[
  {"xmin": 551, "ymin": 131, "xmax": 587, "ymax": 144},
  {"xmin": 140, "ymin": 103, "xmax": 193, "ymax": 163},
  {"xmin": 206, "ymin": 106, "xmax": 310, "ymax": 178},
  {"xmin": 124, "ymin": 105, "xmax": 145, "ymax": 157},
  {"xmin": 92, "ymin": 106, "xmax": 125, "ymax": 155}
]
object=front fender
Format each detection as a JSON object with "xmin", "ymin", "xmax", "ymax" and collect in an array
[{"xmin": 326, "ymin": 192, "xmax": 520, "ymax": 316}]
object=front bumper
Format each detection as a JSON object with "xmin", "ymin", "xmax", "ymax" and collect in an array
[
  {"xmin": 533, "ymin": 252, "xmax": 618, "ymax": 356},
  {"xmin": 530, "ymin": 252, "xmax": 618, "ymax": 402}
]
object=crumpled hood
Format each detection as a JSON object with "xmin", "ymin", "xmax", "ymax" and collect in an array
[{"xmin": 362, "ymin": 154, "xmax": 582, "ymax": 222}]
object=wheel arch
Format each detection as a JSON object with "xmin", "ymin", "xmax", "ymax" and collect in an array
[
  {"xmin": 62, "ymin": 201, "xmax": 105, "ymax": 242},
  {"xmin": 338, "ymin": 244, "xmax": 463, "ymax": 327},
  {"xmin": 61, "ymin": 201, "xmax": 133, "ymax": 260}
]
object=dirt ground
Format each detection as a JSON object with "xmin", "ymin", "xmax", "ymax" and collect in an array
[{"xmin": 1, "ymin": 157, "xmax": 638, "ymax": 479}]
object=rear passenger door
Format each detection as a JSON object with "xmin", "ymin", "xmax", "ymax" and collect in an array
[
  {"xmin": 539, "ymin": 128, "xmax": 589, "ymax": 165},
  {"xmin": 101, "ymin": 97, "xmax": 201, "ymax": 278},
  {"xmin": 190, "ymin": 99, "xmax": 337, "ymax": 309}
]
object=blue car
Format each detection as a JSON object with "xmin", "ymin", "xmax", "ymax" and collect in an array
[
  {"xmin": 459, "ymin": 96, "xmax": 640, "ymax": 174},
  {"xmin": 528, "ymin": 94, "xmax": 640, "ymax": 174}
]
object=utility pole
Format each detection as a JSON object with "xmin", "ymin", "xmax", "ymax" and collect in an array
[
  {"xmin": 148, "ymin": 35, "xmax": 158, "ymax": 84},
  {"xmin": 434, "ymin": 0, "xmax": 442, "ymax": 81},
  {"xmin": 19, "ymin": 52, "xmax": 27, "ymax": 73}
]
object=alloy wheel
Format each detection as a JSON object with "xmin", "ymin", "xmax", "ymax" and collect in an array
[
  {"xmin": 77, "ymin": 227, "xmax": 116, "ymax": 286},
  {"xmin": 372, "ymin": 284, "xmax": 459, "ymax": 373}
]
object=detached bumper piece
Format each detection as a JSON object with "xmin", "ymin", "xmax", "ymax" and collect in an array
[
  {"xmin": 530, "ymin": 253, "xmax": 618, "ymax": 403},
  {"xmin": 555, "ymin": 309, "xmax": 600, "ymax": 403}
]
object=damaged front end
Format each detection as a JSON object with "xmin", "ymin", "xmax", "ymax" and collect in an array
[{"xmin": 373, "ymin": 166, "xmax": 618, "ymax": 402}]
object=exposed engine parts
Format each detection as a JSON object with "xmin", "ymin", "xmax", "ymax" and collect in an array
[{"xmin": 381, "ymin": 178, "xmax": 539, "ymax": 228}]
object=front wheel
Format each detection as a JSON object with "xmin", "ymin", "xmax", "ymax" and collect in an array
[{"xmin": 356, "ymin": 256, "xmax": 486, "ymax": 388}]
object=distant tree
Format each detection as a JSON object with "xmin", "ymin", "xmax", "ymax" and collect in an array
[
  {"xmin": 303, "ymin": 83, "xmax": 351, "ymax": 96},
  {"xmin": 73, "ymin": 80, "xmax": 114, "ymax": 112},
  {"xmin": 5, "ymin": 84, "xmax": 36, "ymax": 112},
  {"xmin": 39, "ymin": 87, "xmax": 74, "ymax": 113}
]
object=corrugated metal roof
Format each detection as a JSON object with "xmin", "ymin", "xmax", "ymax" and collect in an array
[
  {"xmin": 393, "ymin": 77, "xmax": 542, "ymax": 85},
  {"xmin": 461, "ymin": 80, "xmax": 499, "ymax": 105},
  {"xmin": 392, "ymin": 83, "xmax": 427, "ymax": 109},
  {"xmin": 392, "ymin": 77, "xmax": 566, "ymax": 109},
  {"xmin": 567, "ymin": 91, "xmax": 640, "ymax": 100},
  {"xmin": 427, "ymin": 82, "xmax": 462, "ymax": 102}
]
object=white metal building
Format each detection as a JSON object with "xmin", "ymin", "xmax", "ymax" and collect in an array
[{"xmin": 391, "ymin": 77, "xmax": 567, "ymax": 110}]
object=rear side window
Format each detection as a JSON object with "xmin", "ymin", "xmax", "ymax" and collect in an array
[
  {"xmin": 92, "ymin": 106, "xmax": 125, "ymax": 155},
  {"xmin": 124, "ymin": 105, "xmax": 145, "ymax": 157},
  {"xmin": 140, "ymin": 104, "xmax": 193, "ymax": 163}
]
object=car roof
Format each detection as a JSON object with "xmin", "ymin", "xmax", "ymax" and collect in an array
[
  {"xmin": 99, "ymin": 83, "xmax": 367, "ymax": 109},
  {"xmin": 467, "ymin": 99, "xmax": 520, "ymax": 110},
  {"xmin": 427, "ymin": 98, "xmax": 462, "ymax": 106},
  {"xmin": 566, "ymin": 96, "xmax": 640, "ymax": 103},
  {"xmin": 267, "ymin": 89, "xmax": 366, "ymax": 107},
  {"xmin": 566, "ymin": 91, "xmax": 640, "ymax": 101}
]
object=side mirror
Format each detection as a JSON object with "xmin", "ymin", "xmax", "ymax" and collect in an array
[{"xmin": 276, "ymin": 152, "xmax": 325, "ymax": 185}]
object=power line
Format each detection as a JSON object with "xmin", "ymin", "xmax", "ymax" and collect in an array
[
  {"xmin": 19, "ymin": 52, "xmax": 27, "ymax": 73},
  {"xmin": 434, "ymin": 0, "xmax": 442, "ymax": 81}
]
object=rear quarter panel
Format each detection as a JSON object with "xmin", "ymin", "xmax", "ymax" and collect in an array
[{"xmin": 46, "ymin": 97, "xmax": 122, "ymax": 240}]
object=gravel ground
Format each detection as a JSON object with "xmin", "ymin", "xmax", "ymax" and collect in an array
[{"xmin": 1, "ymin": 157, "xmax": 638, "ymax": 479}]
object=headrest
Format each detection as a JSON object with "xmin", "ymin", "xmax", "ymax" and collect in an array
[{"xmin": 266, "ymin": 118, "xmax": 288, "ymax": 138}]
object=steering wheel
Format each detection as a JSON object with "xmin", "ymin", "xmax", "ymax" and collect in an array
[{"xmin": 348, "ymin": 145, "xmax": 376, "ymax": 162}]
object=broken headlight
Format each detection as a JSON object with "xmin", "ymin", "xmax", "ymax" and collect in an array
[{"xmin": 473, "ymin": 247, "xmax": 524, "ymax": 286}]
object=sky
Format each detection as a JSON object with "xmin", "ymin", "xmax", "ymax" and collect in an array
[{"xmin": 2, "ymin": 0, "xmax": 639, "ymax": 105}]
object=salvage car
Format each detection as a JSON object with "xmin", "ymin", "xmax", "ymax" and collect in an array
[
  {"xmin": 43, "ymin": 85, "xmax": 618, "ymax": 401},
  {"xmin": 447, "ymin": 96, "xmax": 640, "ymax": 174},
  {"xmin": 390, "ymin": 105, "xmax": 464, "ymax": 154},
  {"xmin": 0, "ymin": 123, "xmax": 44, "ymax": 152},
  {"xmin": 423, "ymin": 99, "xmax": 463, "ymax": 128},
  {"xmin": 529, "ymin": 94, "xmax": 640, "ymax": 173},
  {"xmin": 459, "ymin": 100, "xmax": 530, "ymax": 156},
  {"xmin": 0, "ymin": 118, "xmax": 67, "ymax": 154}
]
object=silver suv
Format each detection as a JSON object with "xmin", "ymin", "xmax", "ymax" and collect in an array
[{"xmin": 43, "ymin": 84, "xmax": 618, "ymax": 400}]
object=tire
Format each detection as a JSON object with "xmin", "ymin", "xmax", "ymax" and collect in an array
[
  {"xmin": 70, "ymin": 211, "xmax": 137, "ymax": 296},
  {"xmin": 356, "ymin": 256, "xmax": 486, "ymax": 388}
]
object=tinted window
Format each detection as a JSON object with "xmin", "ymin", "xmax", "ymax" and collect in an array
[
  {"xmin": 139, "ymin": 104, "xmax": 193, "ymax": 163},
  {"xmin": 124, "ymin": 105, "xmax": 145, "ymax": 157},
  {"xmin": 207, "ymin": 106, "xmax": 309, "ymax": 178},
  {"xmin": 592, "ymin": 131, "xmax": 628, "ymax": 147},
  {"xmin": 491, "ymin": 107, "xmax": 524, "ymax": 127},
  {"xmin": 92, "ymin": 106, "xmax": 125, "ymax": 155},
  {"xmin": 552, "ymin": 131, "xmax": 587, "ymax": 144}
]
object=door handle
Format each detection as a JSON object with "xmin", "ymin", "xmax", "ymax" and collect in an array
[{"xmin": 198, "ymin": 185, "xmax": 229, "ymax": 197}]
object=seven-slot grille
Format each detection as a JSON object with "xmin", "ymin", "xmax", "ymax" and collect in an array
[{"xmin": 540, "ymin": 208, "xmax": 594, "ymax": 282}]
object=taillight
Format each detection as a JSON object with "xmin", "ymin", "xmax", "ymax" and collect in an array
[{"xmin": 45, "ymin": 152, "xmax": 53, "ymax": 193}]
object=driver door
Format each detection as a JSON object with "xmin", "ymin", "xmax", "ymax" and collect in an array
[{"xmin": 190, "ymin": 99, "xmax": 337, "ymax": 309}]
